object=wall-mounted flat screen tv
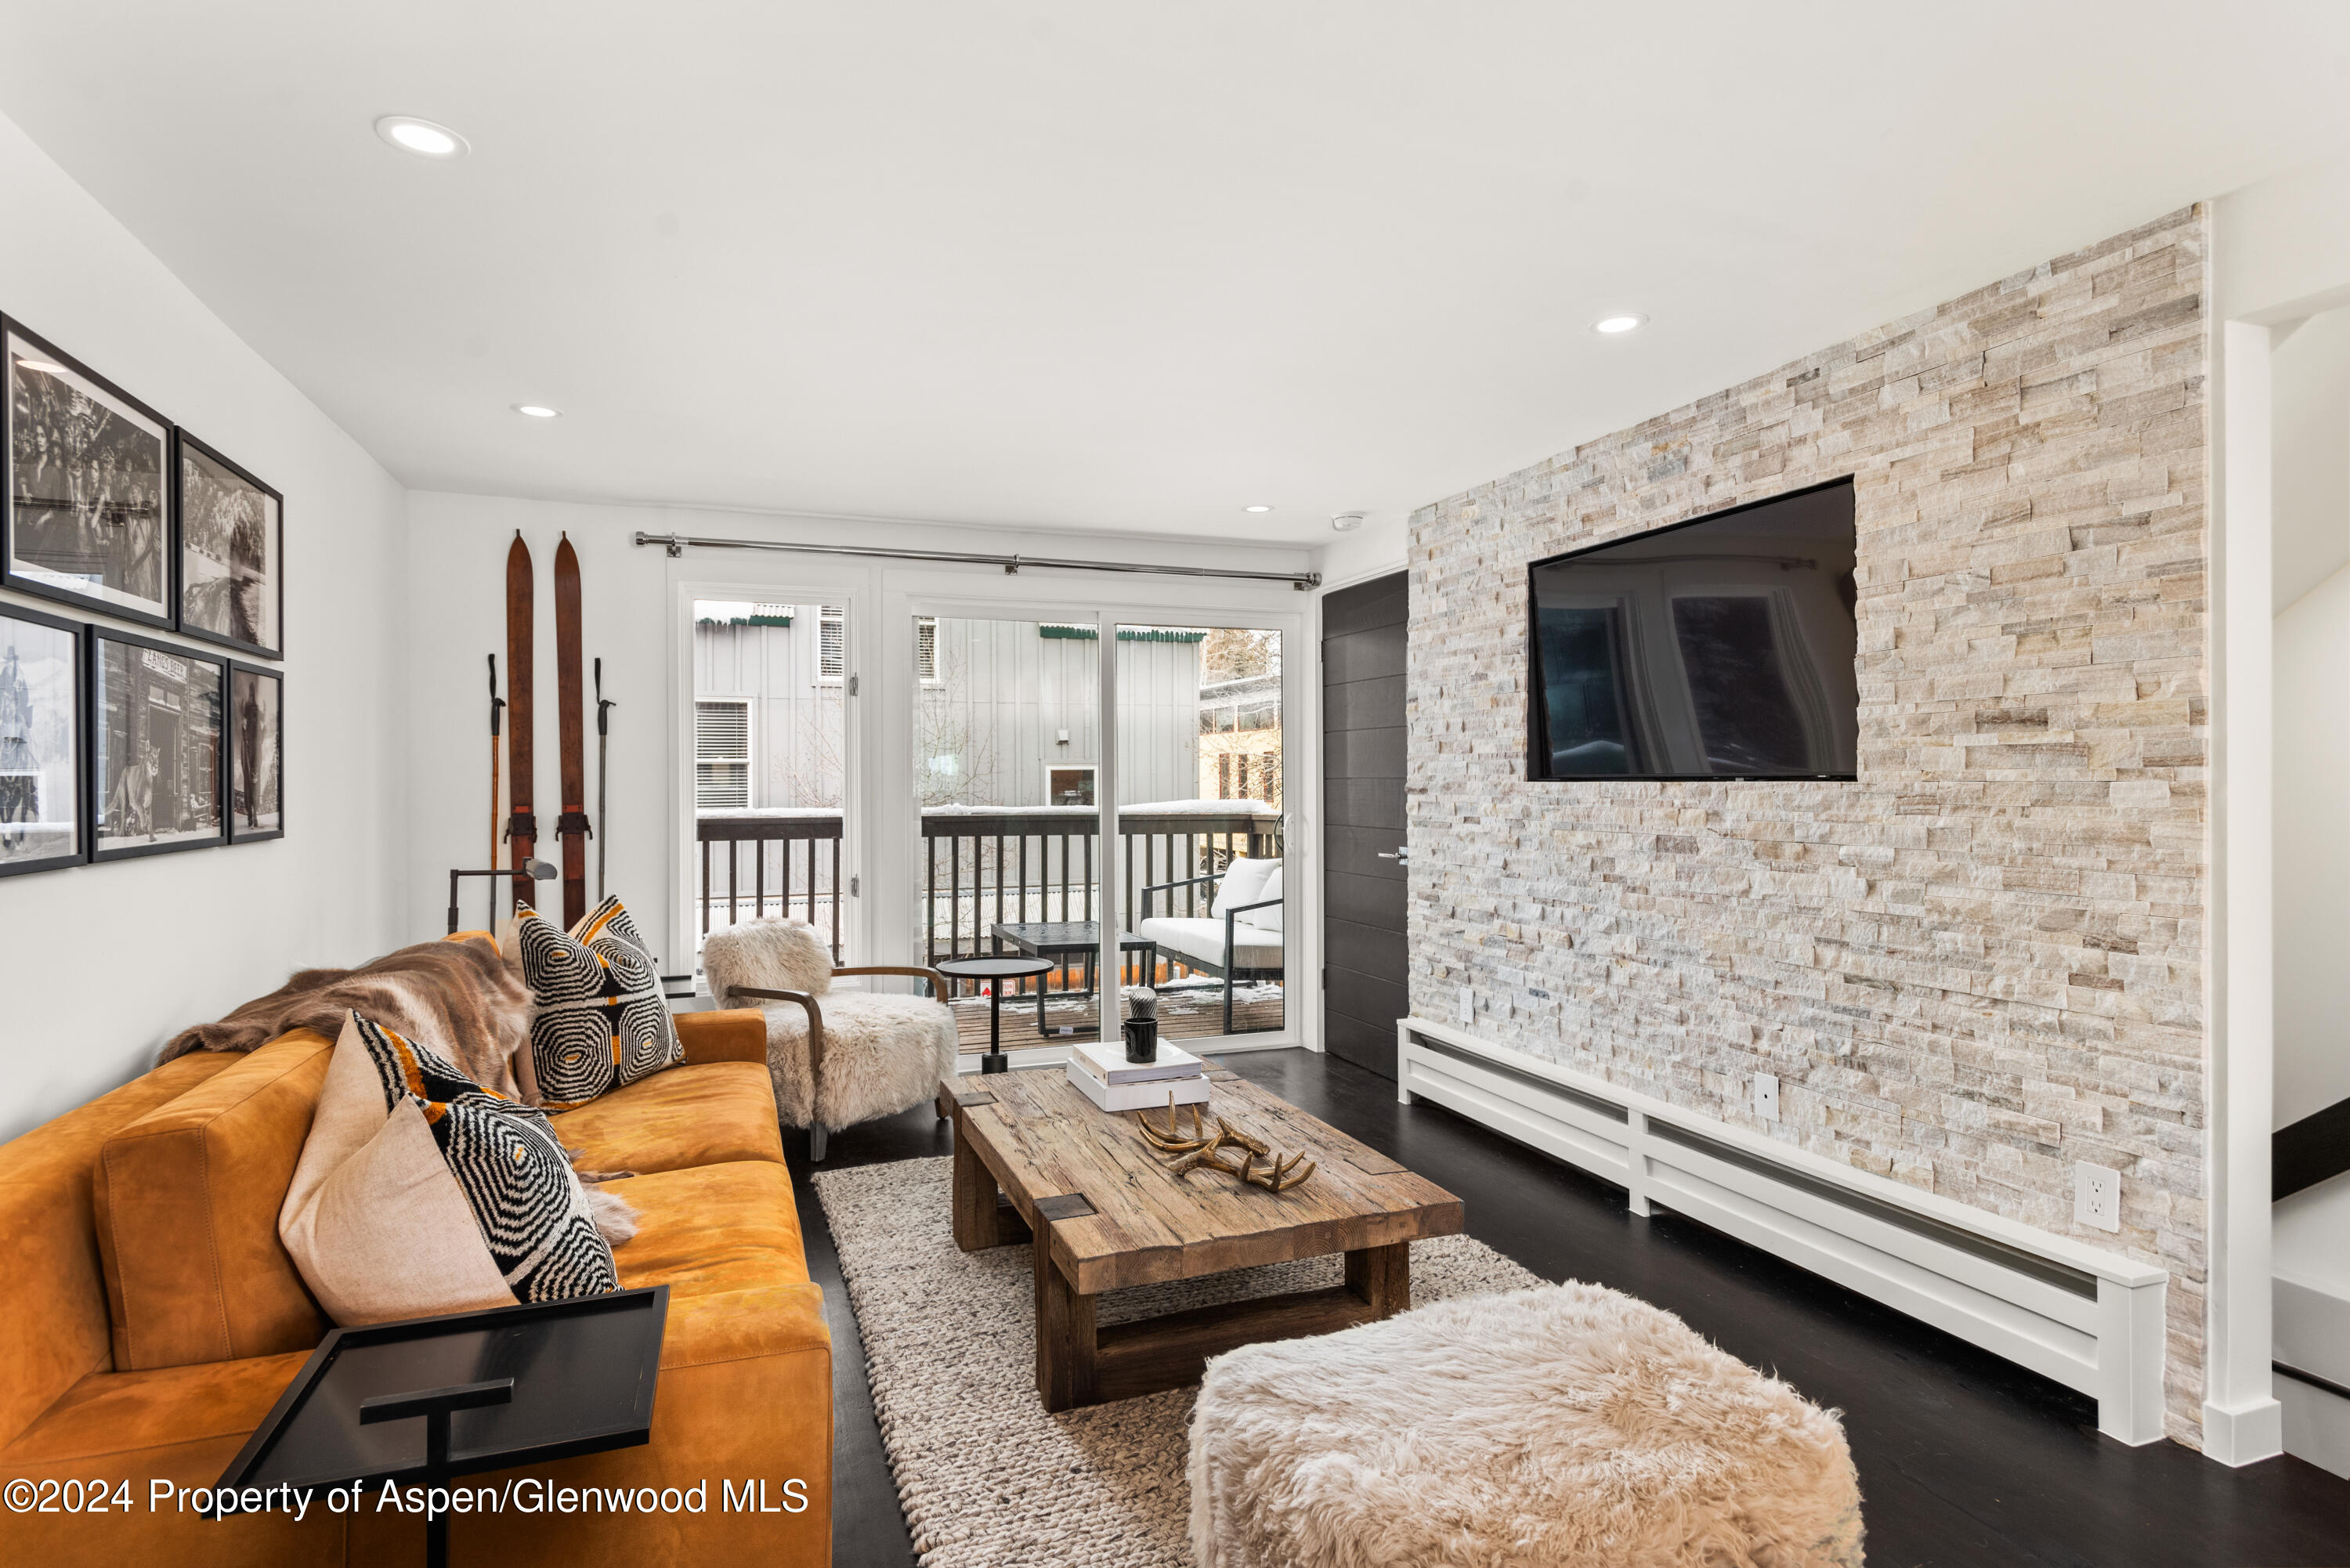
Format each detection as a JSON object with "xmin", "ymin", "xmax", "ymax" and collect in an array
[{"xmin": 1527, "ymin": 477, "xmax": 1857, "ymax": 781}]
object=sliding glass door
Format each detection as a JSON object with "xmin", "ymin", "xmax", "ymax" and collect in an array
[
  {"xmin": 689, "ymin": 598, "xmax": 850, "ymax": 963},
  {"xmin": 1117, "ymin": 623, "xmax": 1285, "ymax": 1040},
  {"xmin": 912, "ymin": 614, "xmax": 1106, "ymax": 1043}
]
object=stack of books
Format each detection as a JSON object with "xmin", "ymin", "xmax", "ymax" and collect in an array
[{"xmin": 1066, "ymin": 1039, "xmax": 1211, "ymax": 1112}]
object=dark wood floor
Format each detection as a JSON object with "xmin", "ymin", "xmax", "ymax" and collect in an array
[{"xmin": 786, "ymin": 1049, "xmax": 2350, "ymax": 1568}]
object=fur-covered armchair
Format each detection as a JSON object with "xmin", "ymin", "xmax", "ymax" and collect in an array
[{"xmin": 701, "ymin": 919, "xmax": 956, "ymax": 1161}]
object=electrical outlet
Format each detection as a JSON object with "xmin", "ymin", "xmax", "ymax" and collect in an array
[
  {"xmin": 1457, "ymin": 986, "xmax": 1474, "ymax": 1026},
  {"xmin": 1755, "ymin": 1072, "xmax": 1781, "ymax": 1123},
  {"xmin": 2075, "ymin": 1162, "xmax": 2121, "ymax": 1232}
]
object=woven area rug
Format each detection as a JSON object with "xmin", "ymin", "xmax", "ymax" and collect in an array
[{"xmin": 813, "ymin": 1155, "xmax": 1542, "ymax": 1568}]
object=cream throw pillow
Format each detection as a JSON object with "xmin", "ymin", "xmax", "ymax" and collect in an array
[
  {"xmin": 1211, "ymin": 857, "xmax": 1278, "ymax": 920},
  {"xmin": 280, "ymin": 1011, "xmax": 619, "ymax": 1326}
]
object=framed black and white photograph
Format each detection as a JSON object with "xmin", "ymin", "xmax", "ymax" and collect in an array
[
  {"xmin": 226, "ymin": 660, "xmax": 283, "ymax": 842},
  {"xmin": 0, "ymin": 602, "xmax": 85, "ymax": 876},
  {"xmin": 89, "ymin": 626, "xmax": 225, "ymax": 861},
  {"xmin": 2, "ymin": 319, "xmax": 174, "ymax": 628},
  {"xmin": 176, "ymin": 432, "xmax": 282, "ymax": 659}
]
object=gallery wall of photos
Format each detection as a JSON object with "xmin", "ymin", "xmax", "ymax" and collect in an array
[{"xmin": 0, "ymin": 313, "xmax": 285, "ymax": 879}]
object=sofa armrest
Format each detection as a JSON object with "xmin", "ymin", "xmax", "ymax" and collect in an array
[{"xmin": 674, "ymin": 1008, "xmax": 772, "ymax": 1065}]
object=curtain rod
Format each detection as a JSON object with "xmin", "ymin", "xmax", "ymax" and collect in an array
[{"xmin": 633, "ymin": 530, "xmax": 1321, "ymax": 590}]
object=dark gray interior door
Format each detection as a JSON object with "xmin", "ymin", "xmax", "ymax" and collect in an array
[{"xmin": 1321, "ymin": 571, "xmax": 1407, "ymax": 1078}]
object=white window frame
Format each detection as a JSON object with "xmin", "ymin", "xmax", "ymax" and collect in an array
[
  {"xmin": 1044, "ymin": 763, "xmax": 1097, "ymax": 807},
  {"xmin": 692, "ymin": 696, "xmax": 754, "ymax": 811},
  {"xmin": 817, "ymin": 605, "xmax": 847, "ymax": 684}
]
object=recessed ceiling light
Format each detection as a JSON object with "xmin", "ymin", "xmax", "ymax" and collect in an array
[
  {"xmin": 513, "ymin": 404, "xmax": 562, "ymax": 418},
  {"xmin": 375, "ymin": 115, "xmax": 469, "ymax": 159},
  {"xmin": 14, "ymin": 360, "xmax": 67, "ymax": 375},
  {"xmin": 1243, "ymin": 504, "xmax": 1274, "ymax": 513},
  {"xmin": 1593, "ymin": 313, "xmax": 1648, "ymax": 334}
]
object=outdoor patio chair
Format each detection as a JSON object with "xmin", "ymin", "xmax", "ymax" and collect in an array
[{"xmin": 1135, "ymin": 855, "xmax": 1284, "ymax": 1035}]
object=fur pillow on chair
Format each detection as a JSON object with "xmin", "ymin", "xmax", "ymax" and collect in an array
[{"xmin": 703, "ymin": 918, "xmax": 834, "ymax": 1007}]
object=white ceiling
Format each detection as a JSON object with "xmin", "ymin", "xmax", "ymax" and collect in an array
[{"xmin": 4, "ymin": 3, "xmax": 2348, "ymax": 547}]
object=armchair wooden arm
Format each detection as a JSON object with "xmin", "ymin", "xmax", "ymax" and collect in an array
[
  {"xmin": 724, "ymin": 985, "xmax": 827, "ymax": 1085},
  {"xmin": 831, "ymin": 964, "xmax": 954, "ymax": 999}
]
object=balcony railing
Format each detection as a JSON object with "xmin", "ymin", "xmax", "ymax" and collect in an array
[
  {"xmin": 696, "ymin": 808, "xmax": 845, "ymax": 959},
  {"xmin": 693, "ymin": 804, "xmax": 1283, "ymax": 992}
]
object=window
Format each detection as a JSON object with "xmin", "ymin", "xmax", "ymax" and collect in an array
[
  {"xmin": 1218, "ymin": 753, "xmax": 1231, "ymax": 797},
  {"xmin": 1235, "ymin": 753, "xmax": 1250, "ymax": 798},
  {"xmin": 694, "ymin": 699, "xmax": 751, "ymax": 808},
  {"xmin": 916, "ymin": 616, "xmax": 938, "ymax": 682},
  {"xmin": 819, "ymin": 607, "xmax": 845, "ymax": 681},
  {"xmin": 1046, "ymin": 764, "xmax": 1095, "ymax": 807}
]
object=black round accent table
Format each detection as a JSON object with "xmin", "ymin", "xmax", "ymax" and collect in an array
[{"xmin": 935, "ymin": 956, "xmax": 1056, "ymax": 1074}]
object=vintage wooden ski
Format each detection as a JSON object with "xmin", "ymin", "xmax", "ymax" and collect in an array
[
  {"xmin": 504, "ymin": 533, "xmax": 537, "ymax": 915},
  {"xmin": 553, "ymin": 533, "xmax": 591, "ymax": 927}
]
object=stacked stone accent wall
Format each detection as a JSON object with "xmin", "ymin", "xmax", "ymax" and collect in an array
[{"xmin": 1407, "ymin": 207, "xmax": 2211, "ymax": 1441}]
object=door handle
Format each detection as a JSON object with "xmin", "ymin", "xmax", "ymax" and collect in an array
[{"xmin": 1377, "ymin": 847, "xmax": 1409, "ymax": 861}]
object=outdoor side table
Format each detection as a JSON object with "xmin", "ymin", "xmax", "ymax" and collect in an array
[
  {"xmin": 210, "ymin": 1287, "xmax": 668, "ymax": 1568},
  {"xmin": 989, "ymin": 920, "xmax": 1160, "ymax": 1039},
  {"xmin": 936, "ymin": 955, "xmax": 1054, "ymax": 1073}
]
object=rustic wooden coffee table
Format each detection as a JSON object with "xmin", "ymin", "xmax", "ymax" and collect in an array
[{"xmin": 936, "ymin": 1065, "xmax": 1463, "ymax": 1411}]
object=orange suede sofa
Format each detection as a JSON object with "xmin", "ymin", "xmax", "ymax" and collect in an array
[{"xmin": 0, "ymin": 1003, "xmax": 832, "ymax": 1567}]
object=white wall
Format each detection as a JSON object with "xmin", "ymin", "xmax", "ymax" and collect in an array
[
  {"xmin": 2271, "ymin": 306, "xmax": 2350, "ymax": 612},
  {"xmin": 0, "ymin": 109, "xmax": 407, "ymax": 1140},
  {"xmin": 2274, "ymin": 564, "xmax": 2350, "ymax": 1125}
]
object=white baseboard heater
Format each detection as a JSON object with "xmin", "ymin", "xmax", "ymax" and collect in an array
[{"xmin": 1397, "ymin": 1017, "xmax": 2171, "ymax": 1445}]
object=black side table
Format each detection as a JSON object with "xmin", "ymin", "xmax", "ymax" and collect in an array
[
  {"xmin": 936, "ymin": 955, "xmax": 1054, "ymax": 1073},
  {"xmin": 211, "ymin": 1287, "xmax": 668, "ymax": 1568}
]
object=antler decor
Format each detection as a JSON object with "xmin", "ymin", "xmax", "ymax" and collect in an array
[{"xmin": 1136, "ymin": 1094, "xmax": 1318, "ymax": 1194}]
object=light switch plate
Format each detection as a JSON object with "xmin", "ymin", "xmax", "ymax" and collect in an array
[
  {"xmin": 1755, "ymin": 1072, "xmax": 1781, "ymax": 1123},
  {"xmin": 1457, "ymin": 986, "xmax": 1474, "ymax": 1026},
  {"xmin": 2075, "ymin": 1162, "xmax": 2121, "ymax": 1232}
]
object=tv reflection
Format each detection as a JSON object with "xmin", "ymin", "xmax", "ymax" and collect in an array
[{"xmin": 1529, "ymin": 482, "xmax": 1858, "ymax": 780}]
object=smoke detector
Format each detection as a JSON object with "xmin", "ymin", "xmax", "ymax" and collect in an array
[{"xmin": 1330, "ymin": 512, "xmax": 1367, "ymax": 532}]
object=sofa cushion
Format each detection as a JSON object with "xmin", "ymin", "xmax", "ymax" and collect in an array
[
  {"xmin": 518, "ymin": 897, "xmax": 683, "ymax": 1111},
  {"xmin": 1137, "ymin": 915, "xmax": 1285, "ymax": 970},
  {"xmin": 609, "ymin": 1161, "xmax": 812, "ymax": 1298},
  {"xmin": 1249, "ymin": 864, "xmax": 1284, "ymax": 932},
  {"xmin": 551, "ymin": 1060, "xmax": 785, "ymax": 1174},
  {"xmin": 93, "ymin": 1035, "xmax": 332, "ymax": 1373},
  {"xmin": 0, "ymin": 1051, "xmax": 237, "ymax": 1449},
  {"xmin": 280, "ymin": 1013, "xmax": 617, "ymax": 1326},
  {"xmin": 1209, "ymin": 856, "xmax": 1278, "ymax": 920}
]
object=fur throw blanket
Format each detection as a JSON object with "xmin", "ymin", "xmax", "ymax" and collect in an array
[{"xmin": 161, "ymin": 937, "xmax": 533, "ymax": 1101}]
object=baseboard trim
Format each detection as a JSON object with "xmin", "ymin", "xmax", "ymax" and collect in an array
[
  {"xmin": 2200, "ymin": 1394, "xmax": 2286, "ymax": 1466},
  {"xmin": 1397, "ymin": 1017, "xmax": 2172, "ymax": 1447}
]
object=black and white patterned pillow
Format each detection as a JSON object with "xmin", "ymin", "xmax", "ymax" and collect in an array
[
  {"xmin": 346, "ymin": 1012, "xmax": 618, "ymax": 1302},
  {"xmin": 518, "ymin": 896, "xmax": 684, "ymax": 1111}
]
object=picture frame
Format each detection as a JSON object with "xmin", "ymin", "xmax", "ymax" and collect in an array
[
  {"xmin": 0, "ymin": 601, "xmax": 87, "ymax": 877},
  {"xmin": 87, "ymin": 624, "xmax": 226, "ymax": 862},
  {"xmin": 226, "ymin": 660, "xmax": 284, "ymax": 843},
  {"xmin": 175, "ymin": 430, "xmax": 284, "ymax": 659},
  {"xmin": 2, "ymin": 317, "xmax": 175, "ymax": 629}
]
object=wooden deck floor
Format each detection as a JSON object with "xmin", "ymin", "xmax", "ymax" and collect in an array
[{"xmin": 947, "ymin": 981, "xmax": 1284, "ymax": 1050}]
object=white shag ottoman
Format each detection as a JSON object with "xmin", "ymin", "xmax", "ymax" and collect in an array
[{"xmin": 1188, "ymin": 1281, "xmax": 1864, "ymax": 1568}]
